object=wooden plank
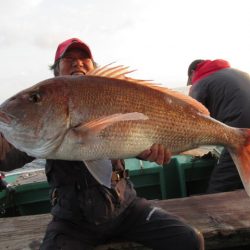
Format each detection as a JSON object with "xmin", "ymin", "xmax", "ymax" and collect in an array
[
  {"xmin": 0, "ymin": 213, "xmax": 50, "ymax": 250},
  {"xmin": 154, "ymin": 190, "xmax": 250, "ymax": 250},
  {"xmin": 0, "ymin": 190, "xmax": 250, "ymax": 250}
]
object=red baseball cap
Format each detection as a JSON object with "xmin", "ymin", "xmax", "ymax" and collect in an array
[{"xmin": 54, "ymin": 38, "xmax": 93, "ymax": 62}]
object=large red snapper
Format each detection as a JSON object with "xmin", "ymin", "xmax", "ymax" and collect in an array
[{"xmin": 0, "ymin": 65, "xmax": 250, "ymax": 191}]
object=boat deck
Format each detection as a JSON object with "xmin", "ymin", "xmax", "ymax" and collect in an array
[
  {"xmin": 0, "ymin": 189, "xmax": 250, "ymax": 250},
  {"xmin": 7, "ymin": 169, "xmax": 46, "ymax": 186}
]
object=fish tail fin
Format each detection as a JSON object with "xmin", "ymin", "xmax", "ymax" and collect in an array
[{"xmin": 228, "ymin": 128, "xmax": 250, "ymax": 196}]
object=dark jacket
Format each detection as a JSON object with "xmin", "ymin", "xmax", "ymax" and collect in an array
[
  {"xmin": 190, "ymin": 68, "xmax": 250, "ymax": 128},
  {"xmin": 46, "ymin": 159, "xmax": 136, "ymax": 224}
]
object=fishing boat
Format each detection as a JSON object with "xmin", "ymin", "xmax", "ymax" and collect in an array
[
  {"xmin": 2, "ymin": 148, "xmax": 250, "ymax": 250},
  {"xmin": 0, "ymin": 152, "xmax": 218, "ymax": 218}
]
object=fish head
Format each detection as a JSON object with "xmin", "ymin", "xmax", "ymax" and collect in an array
[{"xmin": 0, "ymin": 77, "xmax": 70, "ymax": 158}]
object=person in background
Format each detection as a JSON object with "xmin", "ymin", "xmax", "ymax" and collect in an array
[
  {"xmin": 0, "ymin": 38, "xmax": 204, "ymax": 250},
  {"xmin": 187, "ymin": 59, "xmax": 250, "ymax": 194}
]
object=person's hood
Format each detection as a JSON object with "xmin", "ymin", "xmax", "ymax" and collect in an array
[{"xmin": 191, "ymin": 59, "xmax": 230, "ymax": 84}]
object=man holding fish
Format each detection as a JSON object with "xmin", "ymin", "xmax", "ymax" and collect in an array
[{"xmin": 0, "ymin": 38, "xmax": 204, "ymax": 249}]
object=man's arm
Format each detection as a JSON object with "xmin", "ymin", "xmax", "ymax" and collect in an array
[{"xmin": 0, "ymin": 133, "xmax": 35, "ymax": 172}]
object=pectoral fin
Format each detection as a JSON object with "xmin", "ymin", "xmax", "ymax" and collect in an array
[
  {"xmin": 84, "ymin": 159, "xmax": 113, "ymax": 188},
  {"xmin": 71, "ymin": 112, "xmax": 148, "ymax": 144}
]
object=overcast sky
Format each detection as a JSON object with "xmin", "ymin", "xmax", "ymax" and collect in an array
[{"xmin": 0, "ymin": 0, "xmax": 249, "ymax": 102}]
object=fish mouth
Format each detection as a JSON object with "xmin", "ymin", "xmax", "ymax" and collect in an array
[{"xmin": 0, "ymin": 111, "xmax": 14, "ymax": 125}]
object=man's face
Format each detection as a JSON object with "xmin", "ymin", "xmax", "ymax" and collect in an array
[{"xmin": 58, "ymin": 48, "xmax": 95, "ymax": 76}]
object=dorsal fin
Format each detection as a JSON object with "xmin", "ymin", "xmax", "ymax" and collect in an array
[
  {"xmin": 87, "ymin": 63, "xmax": 136, "ymax": 79},
  {"xmin": 86, "ymin": 64, "xmax": 210, "ymax": 115}
]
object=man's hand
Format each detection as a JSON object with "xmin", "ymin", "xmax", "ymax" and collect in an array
[{"xmin": 137, "ymin": 143, "xmax": 172, "ymax": 165}]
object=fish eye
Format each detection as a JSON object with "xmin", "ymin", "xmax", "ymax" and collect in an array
[{"xmin": 29, "ymin": 92, "xmax": 41, "ymax": 103}]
